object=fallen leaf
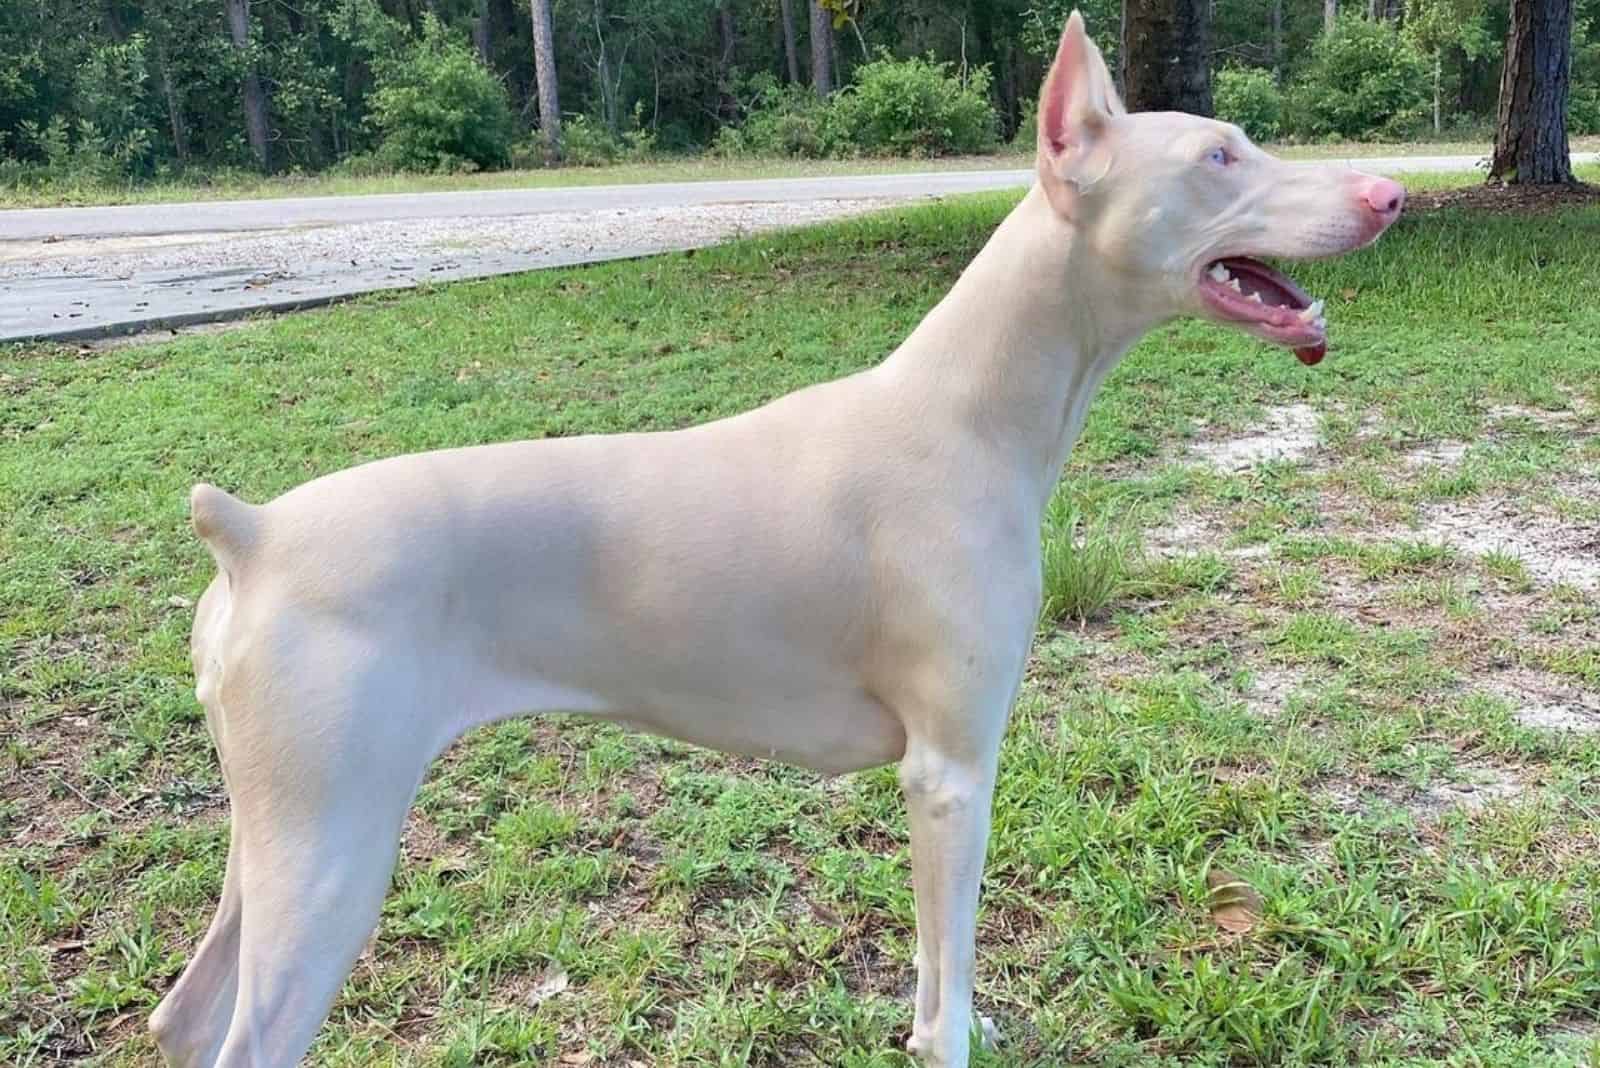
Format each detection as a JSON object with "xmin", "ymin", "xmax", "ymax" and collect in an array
[
  {"xmin": 1340, "ymin": 288, "xmax": 1358, "ymax": 301},
  {"xmin": 1207, "ymin": 868, "xmax": 1264, "ymax": 935},
  {"xmin": 558, "ymin": 1053, "xmax": 592, "ymax": 1066},
  {"xmin": 524, "ymin": 966, "xmax": 569, "ymax": 1008}
]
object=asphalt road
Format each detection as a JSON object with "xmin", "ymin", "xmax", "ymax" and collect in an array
[{"xmin": 5, "ymin": 153, "xmax": 1588, "ymax": 344}]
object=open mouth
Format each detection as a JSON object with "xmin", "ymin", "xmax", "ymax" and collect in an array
[{"xmin": 1198, "ymin": 257, "xmax": 1327, "ymax": 365}]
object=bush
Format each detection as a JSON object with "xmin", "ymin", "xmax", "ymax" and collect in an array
[
  {"xmin": 369, "ymin": 15, "xmax": 513, "ymax": 172},
  {"xmin": 1285, "ymin": 16, "xmax": 1429, "ymax": 141},
  {"xmin": 719, "ymin": 55, "xmax": 998, "ymax": 159},
  {"xmin": 829, "ymin": 53, "xmax": 998, "ymax": 156},
  {"xmin": 1214, "ymin": 66, "xmax": 1283, "ymax": 143},
  {"xmin": 714, "ymin": 81, "xmax": 835, "ymax": 158}
]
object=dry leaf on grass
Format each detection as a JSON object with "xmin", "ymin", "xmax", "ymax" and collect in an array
[
  {"xmin": 524, "ymin": 966, "xmax": 570, "ymax": 1008},
  {"xmin": 1206, "ymin": 868, "xmax": 1265, "ymax": 935}
]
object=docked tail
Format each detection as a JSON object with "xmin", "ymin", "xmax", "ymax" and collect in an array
[{"xmin": 190, "ymin": 483, "xmax": 262, "ymax": 574}]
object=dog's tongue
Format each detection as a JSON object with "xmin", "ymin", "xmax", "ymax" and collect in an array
[{"xmin": 1296, "ymin": 342, "xmax": 1326, "ymax": 366}]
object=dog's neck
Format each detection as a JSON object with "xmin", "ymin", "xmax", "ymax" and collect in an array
[{"xmin": 881, "ymin": 183, "xmax": 1162, "ymax": 511}]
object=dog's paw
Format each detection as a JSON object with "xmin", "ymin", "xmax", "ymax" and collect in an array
[{"xmin": 976, "ymin": 1013, "xmax": 1000, "ymax": 1051}]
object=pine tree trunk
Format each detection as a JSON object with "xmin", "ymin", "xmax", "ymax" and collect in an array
[
  {"xmin": 1121, "ymin": 0, "xmax": 1213, "ymax": 115},
  {"xmin": 1324, "ymin": 0, "xmax": 1337, "ymax": 33},
  {"xmin": 1271, "ymin": 0, "xmax": 1284, "ymax": 76},
  {"xmin": 717, "ymin": 3, "xmax": 738, "ymax": 121},
  {"xmin": 529, "ymin": 0, "xmax": 561, "ymax": 159},
  {"xmin": 1490, "ymin": 0, "xmax": 1575, "ymax": 184},
  {"xmin": 779, "ymin": 0, "xmax": 801, "ymax": 84},
  {"xmin": 473, "ymin": 0, "xmax": 492, "ymax": 65},
  {"xmin": 224, "ymin": 0, "xmax": 271, "ymax": 170},
  {"xmin": 153, "ymin": 38, "xmax": 189, "ymax": 163},
  {"xmin": 809, "ymin": 0, "xmax": 833, "ymax": 98}
]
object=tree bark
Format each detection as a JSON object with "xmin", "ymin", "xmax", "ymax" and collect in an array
[
  {"xmin": 809, "ymin": 0, "xmax": 833, "ymax": 98},
  {"xmin": 1121, "ymin": 0, "xmax": 1213, "ymax": 115},
  {"xmin": 1324, "ymin": 0, "xmax": 1337, "ymax": 33},
  {"xmin": 224, "ymin": 0, "xmax": 271, "ymax": 171},
  {"xmin": 779, "ymin": 0, "xmax": 801, "ymax": 84},
  {"xmin": 154, "ymin": 39, "xmax": 189, "ymax": 163},
  {"xmin": 473, "ymin": 0, "xmax": 492, "ymax": 65},
  {"xmin": 529, "ymin": 0, "xmax": 561, "ymax": 159},
  {"xmin": 1271, "ymin": 0, "xmax": 1284, "ymax": 76},
  {"xmin": 1490, "ymin": 0, "xmax": 1574, "ymax": 184},
  {"xmin": 717, "ymin": 2, "xmax": 738, "ymax": 121}
]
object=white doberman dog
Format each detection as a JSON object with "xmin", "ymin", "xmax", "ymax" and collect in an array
[{"xmin": 150, "ymin": 12, "xmax": 1402, "ymax": 1067}]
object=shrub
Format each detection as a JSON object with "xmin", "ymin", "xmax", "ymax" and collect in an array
[
  {"xmin": 557, "ymin": 115, "xmax": 621, "ymax": 166},
  {"xmin": 1213, "ymin": 66, "xmax": 1283, "ymax": 143},
  {"xmin": 369, "ymin": 15, "xmax": 513, "ymax": 172},
  {"xmin": 1285, "ymin": 16, "xmax": 1429, "ymax": 141},
  {"xmin": 721, "ymin": 55, "xmax": 998, "ymax": 158},
  {"xmin": 714, "ymin": 82, "xmax": 835, "ymax": 158},
  {"xmin": 828, "ymin": 53, "xmax": 998, "ymax": 157}
]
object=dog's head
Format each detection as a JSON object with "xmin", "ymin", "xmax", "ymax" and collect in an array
[{"xmin": 1036, "ymin": 12, "xmax": 1403, "ymax": 364}]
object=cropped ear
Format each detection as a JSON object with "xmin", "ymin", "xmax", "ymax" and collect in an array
[{"xmin": 1036, "ymin": 11, "xmax": 1124, "ymax": 216}]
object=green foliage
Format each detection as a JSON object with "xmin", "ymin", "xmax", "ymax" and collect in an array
[
  {"xmin": 829, "ymin": 52, "xmax": 998, "ymax": 157},
  {"xmin": 1286, "ymin": 16, "xmax": 1431, "ymax": 141},
  {"xmin": 369, "ymin": 16, "xmax": 514, "ymax": 172},
  {"xmin": 720, "ymin": 55, "xmax": 998, "ymax": 159},
  {"xmin": 1214, "ymin": 66, "xmax": 1284, "ymax": 143},
  {"xmin": 714, "ymin": 80, "xmax": 836, "ymax": 158},
  {"xmin": 1573, "ymin": 14, "xmax": 1600, "ymax": 134}
]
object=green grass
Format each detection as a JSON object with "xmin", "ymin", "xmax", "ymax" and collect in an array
[
  {"xmin": 5, "ymin": 137, "xmax": 1596, "ymax": 209},
  {"xmin": 4, "ymin": 183, "xmax": 1600, "ymax": 1067}
]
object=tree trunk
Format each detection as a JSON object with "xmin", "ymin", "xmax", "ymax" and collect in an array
[
  {"xmin": 473, "ymin": 0, "xmax": 492, "ymax": 65},
  {"xmin": 809, "ymin": 0, "xmax": 833, "ymax": 98},
  {"xmin": 1324, "ymin": 0, "xmax": 1337, "ymax": 33},
  {"xmin": 717, "ymin": 3, "xmax": 738, "ymax": 121},
  {"xmin": 224, "ymin": 0, "xmax": 271, "ymax": 171},
  {"xmin": 1271, "ymin": 0, "xmax": 1284, "ymax": 76},
  {"xmin": 154, "ymin": 39, "xmax": 189, "ymax": 163},
  {"xmin": 592, "ymin": 0, "xmax": 616, "ymax": 133},
  {"xmin": 1121, "ymin": 0, "xmax": 1213, "ymax": 115},
  {"xmin": 1440, "ymin": 51, "xmax": 1452, "ymax": 134},
  {"xmin": 1490, "ymin": 0, "xmax": 1574, "ymax": 184},
  {"xmin": 779, "ymin": 0, "xmax": 801, "ymax": 84},
  {"xmin": 529, "ymin": 0, "xmax": 561, "ymax": 159}
]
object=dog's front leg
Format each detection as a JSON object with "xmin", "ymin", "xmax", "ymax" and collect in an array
[{"xmin": 899, "ymin": 732, "xmax": 1002, "ymax": 1068}]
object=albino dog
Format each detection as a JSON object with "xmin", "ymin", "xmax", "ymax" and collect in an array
[{"xmin": 151, "ymin": 13, "xmax": 1402, "ymax": 1068}]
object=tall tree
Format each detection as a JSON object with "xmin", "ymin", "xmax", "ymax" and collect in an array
[
  {"xmin": 224, "ymin": 0, "xmax": 271, "ymax": 169},
  {"xmin": 1120, "ymin": 0, "xmax": 1213, "ymax": 114},
  {"xmin": 810, "ymin": 0, "xmax": 834, "ymax": 97},
  {"xmin": 529, "ymin": 0, "xmax": 560, "ymax": 158},
  {"xmin": 1490, "ymin": 0, "xmax": 1575, "ymax": 183},
  {"xmin": 780, "ymin": 0, "xmax": 801, "ymax": 83},
  {"xmin": 1324, "ymin": 0, "xmax": 1337, "ymax": 33}
]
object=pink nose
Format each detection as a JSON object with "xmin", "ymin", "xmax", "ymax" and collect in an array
[{"xmin": 1362, "ymin": 177, "xmax": 1405, "ymax": 218}]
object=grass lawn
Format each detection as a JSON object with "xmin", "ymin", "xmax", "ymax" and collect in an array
[
  {"xmin": 3, "ymin": 183, "xmax": 1600, "ymax": 1067},
  {"xmin": 5, "ymin": 137, "xmax": 1598, "ymax": 209}
]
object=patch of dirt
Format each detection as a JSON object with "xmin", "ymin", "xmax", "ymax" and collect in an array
[
  {"xmin": 1482, "ymin": 668, "xmax": 1600, "ymax": 734},
  {"xmin": 1405, "ymin": 496, "xmax": 1600, "ymax": 592},
  {"xmin": 1242, "ymin": 665, "xmax": 1310, "ymax": 718},
  {"xmin": 1189, "ymin": 403, "xmax": 1321, "ymax": 472},
  {"xmin": 1316, "ymin": 763, "xmax": 1535, "ymax": 821},
  {"xmin": 1401, "ymin": 441, "xmax": 1469, "ymax": 467},
  {"xmin": 1486, "ymin": 402, "xmax": 1593, "ymax": 431},
  {"xmin": 1406, "ymin": 181, "xmax": 1600, "ymax": 217}
]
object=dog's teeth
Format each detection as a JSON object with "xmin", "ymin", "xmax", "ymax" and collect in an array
[
  {"xmin": 1227, "ymin": 278, "xmax": 1243, "ymax": 293},
  {"xmin": 1247, "ymin": 292, "xmax": 1263, "ymax": 303},
  {"xmin": 1208, "ymin": 264, "xmax": 1230, "ymax": 283},
  {"xmin": 1298, "ymin": 299, "xmax": 1325, "ymax": 322}
]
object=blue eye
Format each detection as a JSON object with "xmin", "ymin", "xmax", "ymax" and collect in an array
[{"xmin": 1207, "ymin": 146, "xmax": 1232, "ymax": 167}]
